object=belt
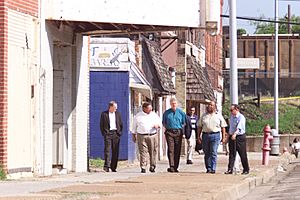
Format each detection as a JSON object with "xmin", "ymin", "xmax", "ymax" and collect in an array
[
  {"xmin": 167, "ymin": 129, "xmax": 182, "ymax": 134},
  {"xmin": 203, "ymin": 131, "xmax": 219, "ymax": 134},
  {"xmin": 139, "ymin": 132, "xmax": 156, "ymax": 136}
]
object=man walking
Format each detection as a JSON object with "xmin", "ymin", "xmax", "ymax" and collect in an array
[
  {"xmin": 132, "ymin": 102, "xmax": 161, "ymax": 173},
  {"xmin": 225, "ymin": 104, "xmax": 250, "ymax": 175},
  {"xmin": 185, "ymin": 106, "xmax": 198, "ymax": 164},
  {"xmin": 197, "ymin": 101, "xmax": 227, "ymax": 174},
  {"xmin": 163, "ymin": 98, "xmax": 186, "ymax": 173},
  {"xmin": 100, "ymin": 101, "xmax": 123, "ymax": 172}
]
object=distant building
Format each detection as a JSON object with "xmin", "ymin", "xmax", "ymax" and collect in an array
[{"xmin": 223, "ymin": 33, "xmax": 300, "ymax": 96}]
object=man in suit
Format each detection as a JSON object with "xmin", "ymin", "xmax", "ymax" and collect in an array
[
  {"xmin": 185, "ymin": 106, "xmax": 198, "ymax": 164},
  {"xmin": 100, "ymin": 101, "xmax": 123, "ymax": 172}
]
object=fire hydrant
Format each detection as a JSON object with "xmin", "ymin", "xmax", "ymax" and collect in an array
[{"xmin": 262, "ymin": 124, "xmax": 273, "ymax": 165}]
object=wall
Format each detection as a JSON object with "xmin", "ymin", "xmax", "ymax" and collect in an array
[
  {"xmin": 0, "ymin": 0, "xmax": 38, "ymax": 173},
  {"xmin": 7, "ymin": 9, "xmax": 38, "ymax": 174},
  {"xmin": 45, "ymin": 0, "xmax": 201, "ymax": 28},
  {"xmin": 89, "ymin": 71, "xmax": 129, "ymax": 160},
  {"xmin": 247, "ymin": 134, "xmax": 300, "ymax": 153}
]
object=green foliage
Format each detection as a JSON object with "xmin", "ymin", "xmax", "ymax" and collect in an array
[
  {"xmin": 0, "ymin": 165, "xmax": 6, "ymax": 180},
  {"xmin": 237, "ymin": 28, "xmax": 247, "ymax": 35},
  {"xmin": 251, "ymin": 14, "xmax": 300, "ymax": 34},
  {"xmin": 89, "ymin": 158, "xmax": 104, "ymax": 168}
]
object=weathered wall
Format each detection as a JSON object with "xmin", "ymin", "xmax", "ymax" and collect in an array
[{"xmin": 247, "ymin": 134, "xmax": 300, "ymax": 153}]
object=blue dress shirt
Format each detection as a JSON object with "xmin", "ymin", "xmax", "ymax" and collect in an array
[
  {"xmin": 162, "ymin": 108, "xmax": 186, "ymax": 129},
  {"xmin": 229, "ymin": 112, "xmax": 246, "ymax": 135}
]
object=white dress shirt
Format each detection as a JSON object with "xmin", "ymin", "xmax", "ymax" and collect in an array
[
  {"xmin": 109, "ymin": 112, "xmax": 117, "ymax": 130},
  {"xmin": 132, "ymin": 111, "xmax": 161, "ymax": 134}
]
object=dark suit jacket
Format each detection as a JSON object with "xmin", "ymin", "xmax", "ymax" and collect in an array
[{"xmin": 100, "ymin": 110, "xmax": 123, "ymax": 136}]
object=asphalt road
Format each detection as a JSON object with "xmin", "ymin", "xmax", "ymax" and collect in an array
[{"xmin": 242, "ymin": 162, "xmax": 300, "ymax": 200}]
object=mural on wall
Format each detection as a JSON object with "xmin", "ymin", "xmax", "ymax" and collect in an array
[{"xmin": 90, "ymin": 38, "xmax": 137, "ymax": 70}]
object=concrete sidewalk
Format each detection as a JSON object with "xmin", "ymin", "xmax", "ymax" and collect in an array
[{"xmin": 0, "ymin": 152, "xmax": 296, "ymax": 200}]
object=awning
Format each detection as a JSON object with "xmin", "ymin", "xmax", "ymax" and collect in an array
[
  {"xmin": 129, "ymin": 63, "xmax": 153, "ymax": 99},
  {"xmin": 129, "ymin": 82, "xmax": 152, "ymax": 100}
]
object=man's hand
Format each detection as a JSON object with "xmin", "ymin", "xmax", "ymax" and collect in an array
[
  {"xmin": 197, "ymin": 137, "xmax": 202, "ymax": 144},
  {"xmin": 153, "ymin": 124, "xmax": 160, "ymax": 129},
  {"xmin": 231, "ymin": 133, "xmax": 237, "ymax": 141},
  {"xmin": 132, "ymin": 134, "xmax": 137, "ymax": 143},
  {"xmin": 222, "ymin": 133, "xmax": 228, "ymax": 144}
]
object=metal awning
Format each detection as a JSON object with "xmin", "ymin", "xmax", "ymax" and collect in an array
[
  {"xmin": 129, "ymin": 83, "xmax": 152, "ymax": 100},
  {"xmin": 47, "ymin": 20, "xmax": 198, "ymax": 36}
]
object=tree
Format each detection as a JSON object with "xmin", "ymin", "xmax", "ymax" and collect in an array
[
  {"xmin": 251, "ymin": 14, "xmax": 300, "ymax": 34},
  {"xmin": 237, "ymin": 28, "xmax": 247, "ymax": 35}
]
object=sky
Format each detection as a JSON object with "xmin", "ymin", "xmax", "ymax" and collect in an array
[{"xmin": 223, "ymin": 0, "xmax": 300, "ymax": 33}]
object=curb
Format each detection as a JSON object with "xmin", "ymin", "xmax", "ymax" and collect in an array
[{"xmin": 211, "ymin": 154, "xmax": 297, "ymax": 200}]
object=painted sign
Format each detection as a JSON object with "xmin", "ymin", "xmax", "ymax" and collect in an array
[{"xmin": 225, "ymin": 58, "xmax": 260, "ymax": 69}]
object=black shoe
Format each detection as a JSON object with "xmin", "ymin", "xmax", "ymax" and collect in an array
[
  {"xmin": 210, "ymin": 170, "xmax": 216, "ymax": 174},
  {"xmin": 241, "ymin": 171, "xmax": 249, "ymax": 175},
  {"xmin": 111, "ymin": 169, "xmax": 117, "ymax": 172},
  {"xmin": 224, "ymin": 170, "xmax": 233, "ymax": 174},
  {"xmin": 186, "ymin": 160, "xmax": 193, "ymax": 165},
  {"xmin": 149, "ymin": 166, "xmax": 155, "ymax": 173},
  {"xmin": 206, "ymin": 170, "xmax": 212, "ymax": 173},
  {"xmin": 141, "ymin": 169, "xmax": 146, "ymax": 173},
  {"xmin": 167, "ymin": 167, "xmax": 175, "ymax": 173},
  {"xmin": 103, "ymin": 167, "xmax": 109, "ymax": 172},
  {"xmin": 174, "ymin": 169, "xmax": 179, "ymax": 173}
]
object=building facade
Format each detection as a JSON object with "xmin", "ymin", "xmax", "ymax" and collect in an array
[{"xmin": 1, "ymin": 0, "xmax": 212, "ymax": 177}]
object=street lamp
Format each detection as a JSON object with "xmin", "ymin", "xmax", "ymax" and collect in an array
[{"xmin": 274, "ymin": 0, "xmax": 279, "ymax": 132}]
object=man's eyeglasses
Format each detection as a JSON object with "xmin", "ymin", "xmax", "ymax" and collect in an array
[{"xmin": 230, "ymin": 109, "xmax": 235, "ymax": 112}]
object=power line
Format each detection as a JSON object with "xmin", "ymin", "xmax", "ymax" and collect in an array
[
  {"xmin": 278, "ymin": 0, "xmax": 300, "ymax": 2},
  {"xmin": 221, "ymin": 14, "xmax": 300, "ymax": 25}
]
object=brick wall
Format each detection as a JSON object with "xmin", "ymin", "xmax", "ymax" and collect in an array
[
  {"xmin": 0, "ymin": 1, "xmax": 8, "ymax": 172},
  {"xmin": 205, "ymin": 33, "xmax": 223, "ymax": 91},
  {"xmin": 0, "ymin": 0, "xmax": 38, "ymax": 172},
  {"xmin": 7, "ymin": 0, "xmax": 38, "ymax": 17}
]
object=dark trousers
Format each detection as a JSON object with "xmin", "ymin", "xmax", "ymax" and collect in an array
[
  {"xmin": 104, "ymin": 131, "xmax": 120, "ymax": 170},
  {"xmin": 228, "ymin": 134, "xmax": 250, "ymax": 172},
  {"xmin": 165, "ymin": 129, "xmax": 183, "ymax": 170}
]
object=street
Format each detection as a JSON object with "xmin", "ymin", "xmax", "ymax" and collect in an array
[
  {"xmin": 0, "ymin": 153, "xmax": 287, "ymax": 200},
  {"xmin": 242, "ymin": 162, "xmax": 300, "ymax": 200}
]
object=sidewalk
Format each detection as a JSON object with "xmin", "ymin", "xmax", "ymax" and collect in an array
[{"xmin": 0, "ymin": 152, "xmax": 295, "ymax": 200}]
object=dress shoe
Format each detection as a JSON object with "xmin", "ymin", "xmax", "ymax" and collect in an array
[
  {"xmin": 167, "ymin": 167, "xmax": 175, "ymax": 173},
  {"xmin": 241, "ymin": 171, "xmax": 249, "ymax": 175},
  {"xmin": 224, "ymin": 170, "xmax": 233, "ymax": 174},
  {"xmin": 210, "ymin": 170, "xmax": 216, "ymax": 174},
  {"xmin": 149, "ymin": 166, "xmax": 155, "ymax": 173},
  {"xmin": 174, "ymin": 169, "xmax": 179, "ymax": 173},
  {"xmin": 141, "ymin": 168, "xmax": 146, "ymax": 173},
  {"xmin": 206, "ymin": 170, "xmax": 212, "ymax": 173},
  {"xmin": 103, "ymin": 167, "xmax": 109, "ymax": 172},
  {"xmin": 186, "ymin": 160, "xmax": 193, "ymax": 165},
  {"xmin": 111, "ymin": 169, "xmax": 117, "ymax": 172}
]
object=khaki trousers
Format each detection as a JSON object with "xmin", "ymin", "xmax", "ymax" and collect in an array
[{"xmin": 137, "ymin": 133, "xmax": 158, "ymax": 169}]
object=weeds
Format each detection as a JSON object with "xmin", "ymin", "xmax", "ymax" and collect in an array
[{"xmin": 0, "ymin": 165, "xmax": 6, "ymax": 180}]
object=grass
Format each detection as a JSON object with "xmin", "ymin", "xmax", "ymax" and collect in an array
[
  {"xmin": 89, "ymin": 158, "xmax": 104, "ymax": 168},
  {"xmin": 0, "ymin": 165, "xmax": 6, "ymax": 180},
  {"xmin": 223, "ymin": 99, "xmax": 300, "ymax": 136}
]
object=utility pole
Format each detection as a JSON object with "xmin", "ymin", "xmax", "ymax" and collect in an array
[
  {"xmin": 288, "ymin": 4, "xmax": 291, "ymax": 34},
  {"xmin": 274, "ymin": 0, "xmax": 279, "ymax": 132},
  {"xmin": 229, "ymin": 0, "xmax": 238, "ymax": 104}
]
